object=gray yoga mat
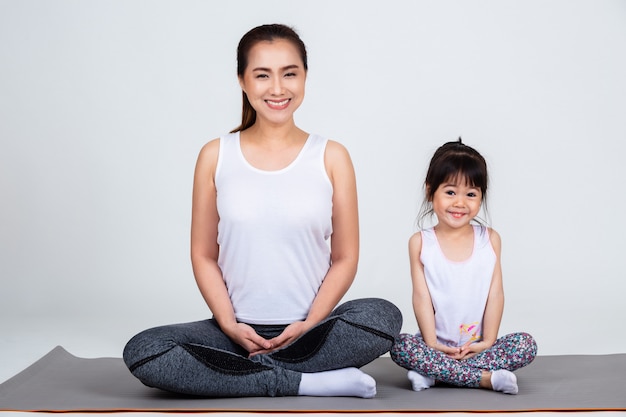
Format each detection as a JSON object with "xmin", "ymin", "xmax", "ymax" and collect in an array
[{"xmin": 0, "ymin": 346, "xmax": 625, "ymax": 412}]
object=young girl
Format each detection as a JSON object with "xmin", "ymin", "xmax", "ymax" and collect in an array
[{"xmin": 390, "ymin": 139, "xmax": 537, "ymax": 395}]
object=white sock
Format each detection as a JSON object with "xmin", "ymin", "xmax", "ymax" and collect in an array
[
  {"xmin": 297, "ymin": 367, "xmax": 376, "ymax": 398},
  {"xmin": 491, "ymin": 369, "xmax": 518, "ymax": 394},
  {"xmin": 407, "ymin": 370, "xmax": 435, "ymax": 391}
]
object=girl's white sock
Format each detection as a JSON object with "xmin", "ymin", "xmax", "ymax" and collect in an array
[
  {"xmin": 298, "ymin": 367, "xmax": 376, "ymax": 398},
  {"xmin": 490, "ymin": 369, "xmax": 518, "ymax": 394},
  {"xmin": 408, "ymin": 370, "xmax": 435, "ymax": 391}
]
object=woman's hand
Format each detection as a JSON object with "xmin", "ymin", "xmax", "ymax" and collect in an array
[
  {"xmin": 223, "ymin": 322, "xmax": 273, "ymax": 355},
  {"xmin": 248, "ymin": 321, "xmax": 311, "ymax": 357}
]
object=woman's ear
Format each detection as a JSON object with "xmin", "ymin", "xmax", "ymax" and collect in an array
[{"xmin": 238, "ymin": 76, "xmax": 246, "ymax": 93}]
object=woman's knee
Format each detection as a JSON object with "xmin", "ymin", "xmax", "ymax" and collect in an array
[
  {"xmin": 335, "ymin": 298, "xmax": 403, "ymax": 336},
  {"xmin": 123, "ymin": 326, "xmax": 178, "ymax": 370}
]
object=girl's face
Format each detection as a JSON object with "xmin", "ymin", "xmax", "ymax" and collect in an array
[
  {"xmin": 430, "ymin": 176, "xmax": 483, "ymax": 231},
  {"xmin": 239, "ymin": 39, "xmax": 306, "ymax": 127}
]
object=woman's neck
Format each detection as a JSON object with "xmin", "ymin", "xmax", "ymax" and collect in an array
[
  {"xmin": 242, "ymin": 120, "xmax": 307, "ymax": 147},
  {"xmin": 239, "ymin": 121, "xmax": 309, "ymax": 171}
]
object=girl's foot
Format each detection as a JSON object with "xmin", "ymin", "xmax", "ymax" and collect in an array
[
  {"xmin": 408, "ymin": 370, "xmax": 435, "ymax": 391},
  {"xmin": 490, "ymin": 369, "xmax": 518, "ymax": 394}
]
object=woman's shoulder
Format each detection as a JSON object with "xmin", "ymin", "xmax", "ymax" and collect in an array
[
  {"xmin": 323, "ymin": 139, "xmax": 353, "ymax": 168},
  {"xmin": 323, "ymin": 138, "xmax": 350, "ymax": 158},
  {"xmin": 195, "ymin": 137, "xmax": 222, "ymax": 174},
  {"xmin": 199, "ymin": 137, "xmax": 220, "ymax": 156},
  {"xmin": 200, "ymin": 131, "xmax": 238, "ymax": 151},
  {"xmin": 322, "ymin": 138, "xmax": 354, "ymax": 181}
]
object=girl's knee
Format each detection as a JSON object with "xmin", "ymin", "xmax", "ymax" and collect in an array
[
  {"xmin": 517, "ymin": 332, "xmax": 538, "ymax": 359},
  {"xmin": 390, "ymin": 333, "xmax": 420, "ymax": 368},
  {"xmin": 390, "ymin": 333, "xmax": 416, "ymax": 355}
]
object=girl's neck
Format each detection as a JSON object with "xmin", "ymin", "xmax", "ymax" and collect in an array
[
  {"xmin": 433, "ymin": 223, "xmax": 474, "ymax": 239},
  {"xmin": 433, "ymin": 224, "xmax": 475, "ymax": 262}
]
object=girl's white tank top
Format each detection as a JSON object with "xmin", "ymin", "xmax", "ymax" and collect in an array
[{"xmin": 420, "ymin": 225, "xmax": 496, "ymax": 347}]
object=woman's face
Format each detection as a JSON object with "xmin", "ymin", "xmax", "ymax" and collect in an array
[{"xmin": 239, "ymin": 39, "xmax": 306, "ymax": 127}]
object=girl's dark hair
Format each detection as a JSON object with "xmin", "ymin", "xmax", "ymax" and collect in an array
[
  {"xmin": 417, "ymin": 138, "xmax": 490, "ymax": 228},
  {"xmin": 230, "ymin": 24, "xmax": 308, "ymax": 133}
]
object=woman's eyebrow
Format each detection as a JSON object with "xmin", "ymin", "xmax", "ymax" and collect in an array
[{"xmin": 252, "ymin": 64, "xmax": 301, "ymax": 72}]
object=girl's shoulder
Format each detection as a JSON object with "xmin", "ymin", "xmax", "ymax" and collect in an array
[
  {"xmin": 408, "ymin": 231, "xmax": 423, "ymax": 260},
  {"xmin": 485, "ymin": 227, "xmax": 501, "ymax": 253},
  {"xmin": 408, "ymin": 227, "xmax": 434, "ymax": 253},
  {"xmin": 409, "ymin": 231, "xmax": 422, "ymax": 245}
]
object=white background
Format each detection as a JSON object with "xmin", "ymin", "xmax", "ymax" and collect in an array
[{"xmin": 1, "ymin": 0, "xmax": 625, "ymax": 393}]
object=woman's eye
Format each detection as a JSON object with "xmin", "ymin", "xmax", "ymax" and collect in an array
[
  {"xmin": 285, "ymin": 72, "xmax": 296, "ymax": 77},
  {"xmin": 256, "ymin": 74, "xmax": 269, "ymax": 79}
]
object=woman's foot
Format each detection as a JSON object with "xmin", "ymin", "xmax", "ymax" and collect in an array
[{"xmin": 298, "ymin": 367, "xmax": 376, "ymax": 398}]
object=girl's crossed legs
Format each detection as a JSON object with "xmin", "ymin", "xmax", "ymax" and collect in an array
[{"xmin": 390, "ymin": 332, "xmax": 537, "ymax": 389}]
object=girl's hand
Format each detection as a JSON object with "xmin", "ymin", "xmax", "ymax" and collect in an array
[
  {"xmin": 431, "ymin": 342, "xmax": 462, "ymax": 356},
  {"xmin": 249, "ymin": 321, "xmax": 311, "ymax": 357},
  {"xmin": 450, "ymin": 341, "xmax": 492, "ymax": 360},
  {"xmin": 224, "ymin": 322, "xmax": 273, "ymax": 355}
]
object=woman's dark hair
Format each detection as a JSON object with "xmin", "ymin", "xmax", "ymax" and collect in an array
[
  {"xmin": 230, "ymin": 24, "xmax": 308, "ymax": 133},
  {"xmin": 417, "ymin": 138, "xmax": 490, "ymax": 228}
]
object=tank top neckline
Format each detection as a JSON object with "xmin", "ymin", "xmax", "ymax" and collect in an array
[
  {"xmin": 430, "ymin": 225, "xmax": 480, "ymax": 264},
  {"xmin": 234, "ymin": 131, "xmax": 313, "ymax": 174}
]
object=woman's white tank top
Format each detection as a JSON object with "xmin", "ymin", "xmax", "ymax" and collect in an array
[{"xmin": 215, "ymin": 132, "xmax": 333, "ymax": 324}]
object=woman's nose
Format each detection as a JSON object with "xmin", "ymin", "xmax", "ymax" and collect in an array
[{"xmin": 271, "ymin": 78, "xmax": 284, "ymax": 94}]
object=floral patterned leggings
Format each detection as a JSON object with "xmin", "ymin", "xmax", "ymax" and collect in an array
[{"xmin": 390, "ymin": 332, "xmax": 537, "ymax": 388}]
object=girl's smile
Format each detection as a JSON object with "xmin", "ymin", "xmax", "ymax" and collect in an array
[{"xmin": 449, "ymin": 211, "xmax": 468, "ymax": 219}]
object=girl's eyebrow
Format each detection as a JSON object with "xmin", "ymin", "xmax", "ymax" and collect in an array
[{"xmin": 442, "ymin": 182, "xmax": 479, "ymax": 189}]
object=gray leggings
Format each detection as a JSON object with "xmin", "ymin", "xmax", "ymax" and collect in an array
[{"xmin": 123, "ymin": 298, "xmax": 402, "ymax": 397}]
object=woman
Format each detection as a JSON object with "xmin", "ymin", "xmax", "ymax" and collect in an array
[{"xmin": 123, "ymin": 23, "xmax": 401, "ymax": 398}]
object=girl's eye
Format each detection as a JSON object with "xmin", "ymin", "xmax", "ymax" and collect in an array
[
  {"xmin": 445, "ymin": 190, "xmax": 455, "ymax": 196},
  {"xmin": 467, "ymin": 192, "xmax": 477, "ymax": 197}
]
